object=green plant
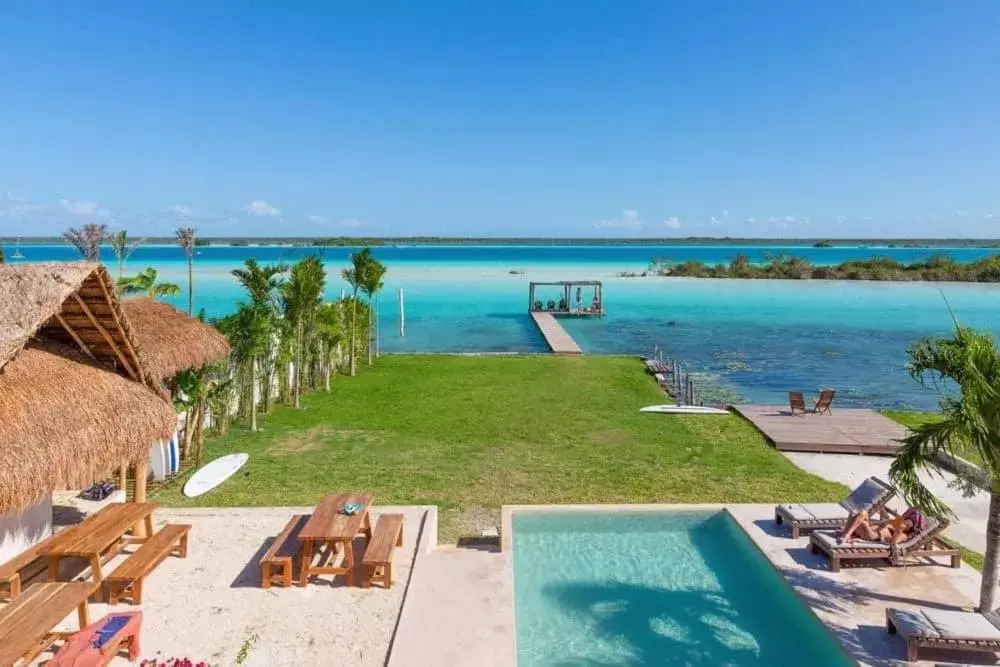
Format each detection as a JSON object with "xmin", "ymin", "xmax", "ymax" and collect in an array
[
  {"xmin": 109, "ymin": 229, "xmax": 144, "ymax": 279},
  {"xmin": 176, "ymin": 226, "xmax": 197, "ymax": 315},
  {"xmin": 63, "ymin": 223, "xmax": 108, "ymax": 261},
  {"xmin": 118, "ymin": 267, "xmax": 181, "ymax": 299}
]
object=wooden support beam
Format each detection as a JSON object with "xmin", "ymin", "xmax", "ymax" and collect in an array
[
  {"xmin": 93, "ymin": 273, "xmax": 145, "ymax": 382},
  {"xmin": 71, "ymin": 293, "xmax": 138, "ymax": 380},
  {"xmin": 54, "ymin": 313, "xmax": 97, "ymax": 361},
  {"xmin": 132, "ymin": 459, "xmax": 148, "ymax": 537}
]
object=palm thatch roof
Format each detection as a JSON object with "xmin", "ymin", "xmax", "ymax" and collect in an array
[
  {"xmin": 0, "ymin": 339, "xmax": 177, "ymax": 513},
  {"xmin": 119, "ymin": 297, "xmax": 230, "ymax": 380},
  {"xmin": 0, "ymin": 263, "xmax": 155, "ymax": 387}
]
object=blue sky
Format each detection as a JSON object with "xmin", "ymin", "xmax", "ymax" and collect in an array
[{"xmin": 1, "ymin": 1, "xmax": 999, "ymax": 238}]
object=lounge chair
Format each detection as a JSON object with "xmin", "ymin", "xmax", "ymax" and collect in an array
[
  {"xmin": 814, "ymin": 389, "xmax": 835, "ymax": 414},
  {"xmin": 887, "ymin": 606, "xmax": 1000, "ymax": 663},
  {"xmin": 789, "ymin": 391, "xmax": 807, "ymax": 416},
  {"xmin": 809, "ymin": 516, "xmax": 960, "ymax": 572},
  {"xmin": 774, "ymin": 476, "xmax": 896, "ymax": 538}
]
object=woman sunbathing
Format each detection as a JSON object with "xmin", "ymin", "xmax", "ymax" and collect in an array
[{"xmin": 838, "ymin": 507, "xmax": 926, "ymax": 545}]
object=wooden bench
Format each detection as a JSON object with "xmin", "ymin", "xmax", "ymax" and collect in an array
[
  {"xmin": 106, "ymin": 524, "xmax": 190, "ymax": 605},
  {"xmin": 362, "ymin": 514, "xmax": 404, "ymax": 589},
  {"xmin": 0, "ymin": 531, "xmax": 61, "ymax": 600},
  {"xmin": 260, "ymin": 514, "xmax": 307, "ymax": 589}
]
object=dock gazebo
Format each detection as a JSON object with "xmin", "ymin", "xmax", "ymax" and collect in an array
[{"xmin": 528, "ymin": 280, "xmax": 604, "ymax": 317}]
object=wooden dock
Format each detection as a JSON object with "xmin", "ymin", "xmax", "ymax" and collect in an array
[
  {"xmin": 530, "ymin": 312, "xmax": 583, "ymax": 356},
  {"xmin": 732, "ymin": 405, "xmax": 907, "ymax": 455}
]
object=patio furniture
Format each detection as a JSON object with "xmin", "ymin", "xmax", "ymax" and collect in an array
[
  {"xmin": 49, "ymin": 610, "xmax": 143, "ymax": 666},
  {"xmin": 0, "ymin": 581, "xmax": 94, "ymax": 665},
  {"xmin": 789, "ymin": 391, "xmax": 807, "ymax": 416},
  {"xmin": 362, "ymin": 513, "xmax": 404, "ymax": 589},
  {"xmin": 39, "ymin": 503, "xmax": 158, "ymax": 596},
  {"xmin": 0, "ymin": 530, "xmax": 62, "ymax": 600},
  {"xmin": 775, "ymin": 476, "xmax": 896, "ymax": 538},
  {"xmin": 298, "ymin": 492, "xmax": 374, "ymax": 587},
  {"xmin": 106, "ymin": 524, "xmax": 190, "ymax": 605},
  {"xmin": 886, "ymin": 606, "xmax": 1000, "ymax": 663},
  {"xmin": 810, "ymin": 517, "xmax": 960, "ymax": 572},
  {"xmin": 260, "ymin": 514, "xmax": 308, "ymax": 589},
  {"xmin": 814, "ymin": 389, "xmax": 836, "ymax": 414}
]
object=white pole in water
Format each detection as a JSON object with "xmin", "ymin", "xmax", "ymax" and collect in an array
[
  {"xmin": 341, "ymin": 288, "xmax": 346, "ymax": 300},
  {"xmin": 399, "ymin": 287, "xmax": 405, "ymax": 337}
]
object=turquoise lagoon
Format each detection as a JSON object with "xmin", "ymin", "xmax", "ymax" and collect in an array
[
  {"xmin": 511, "ymin": 510, "xmax": 853, "ymax": 667},
  {"xmin": 11, "ymin": 243, "xmax": 1000, "ymax": 409}
]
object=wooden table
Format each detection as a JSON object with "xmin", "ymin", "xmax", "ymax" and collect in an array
[
  {"xmin": 298, "ymin": 492, "xmax": 373, "ymax": 587},
  {"xmin": 38, "ymin": 502, "xmax": 157, "ymax": 592},
  {"xmin": 0, "ymin": 581, "xmax": 94, "ymax": 665}
]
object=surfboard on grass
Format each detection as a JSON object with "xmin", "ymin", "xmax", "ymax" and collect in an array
[
  {"xmin": 639, "ymin": 405, "xmax": 729, "ymax": 415},
  {"xmin": 183, "ymin": 453, "xmax": 249, "ymax": 498},
  {"xmin": 149, "ymin": 441, "xmax": 169, "ymax": 481}
]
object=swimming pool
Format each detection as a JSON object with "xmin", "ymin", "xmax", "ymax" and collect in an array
[{"xmin": 510, "ymin": 509, "xmax": 853, "ymax": 666}]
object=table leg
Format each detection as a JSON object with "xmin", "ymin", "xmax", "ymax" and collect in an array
[
  {"xmin": 346, "ymin": 539, "xmax": 358, "ymax": 587},
  {"xmin": 363, "ymin": 511, "xmax": 373, "ymax": 538},
  {"xmin": 77, "ymin": 600, "xmax": 89, "ymax": 629},
  {"xmin": 144, "ymin": 514, "xmax": 155, "ymax": 539},
  {"xmin": 90, "ymin": 554, "xmax": 104, "ymax": 599},
  {"xmin": 298, "ymin": 540, "xmax": 314, "ymax": 587},
  {"xmin": 48, "ymin": 555, "xmax": 61, "ymax": 581}
]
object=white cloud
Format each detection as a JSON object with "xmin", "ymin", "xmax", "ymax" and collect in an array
[
  {"xmin": 957, "ymin": 210, "xmax": 969, "ymax": 218},
  {"xmin": 768, "ymin": 216, "xmax": 780, "ymax": 223},
  {"xmin": 721, "ymin": 209, "xmax": 729, "ymax": 217},
  {"xmin": 836, "ymin": 215, "xmax": 848, "ymax": 224},
  {"xmin": 710, "ymin": 216, "xmax": 720, "ymax": 225},
  {"xmin": 59, "ymin": 199, "xmax": 100, "ymax": 216},
  {"xmin": 745, "ymin": 217, "xmax": 757, "ymax": 224},
  {"xmin": 784, "ymin": 215, "xmax": 796, "ymax": 223},
  {"xmin": 985, "ymin": 212, "xmax": 995, "ymax": 220},
  {"xmin": 245, "ymin": 200, "xmax": 281, "ymax": 217},
  {"xmin": 164, "ymin": 204, "xmax": 193, "ymax": 216},
  {"xmin": 663, "ymin": 216, "xmax": 682, "ymax": 230},
  {"xmin": 594, "ymin": 209, "xmax": 642, "ymax": 230},
  {"xmin": 307, "ymin": 214, "xmax": 328, "ymax": 225},
  {"xmin": 340, "ymin": 217, "xmax": 363, "ymax": 227}
]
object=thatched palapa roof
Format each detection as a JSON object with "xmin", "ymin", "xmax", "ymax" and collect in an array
[
  {"xmin": 119, "ymin": 298, "xmax": 230, "ymax": 381},
  {"xmin": 0, "ymin": 340, "xmax": 177, "ymax": 512}
]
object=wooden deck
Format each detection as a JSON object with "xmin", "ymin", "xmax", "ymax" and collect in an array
[
  {"xmin": 530, "ymin": 312, "xmax": 582, "ymax": 356},
  {"xmin": 733, "ymin": 405, "xmax": 908, "ymax": 455}
]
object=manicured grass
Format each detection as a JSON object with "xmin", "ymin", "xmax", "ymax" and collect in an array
[{"xmin": 152, "ymin": 355, "xmax": 845, "ymax": 541}]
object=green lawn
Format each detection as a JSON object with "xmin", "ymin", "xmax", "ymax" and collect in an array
[
  {"xmin": 152, "ymin": 355, "xmax": 845, "ymax": 541},
  {"xmin": 882, "ymin": 409, "xmax": 985, "ymax": 467}
]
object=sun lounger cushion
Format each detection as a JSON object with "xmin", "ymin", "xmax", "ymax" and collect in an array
[
  {"xmin": 839, "ymin": 477, "xmax": 894, "ymax": 513},
  {"xmin": 778, "ymin": 503, "xmax": 850, "ymax": 522},
  {"xmin": 888, "ymin": 607, "xmax": 1000, "ymax": 641},
  {"xmin": 812, "ymin": 531, "xmax": 886, "ymax": 551}
]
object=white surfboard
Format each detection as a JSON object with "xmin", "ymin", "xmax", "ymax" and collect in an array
[
  {"xmin": 183, "ymin": 453, "xmax": 249, "ymax": 498},
  {"xmin": 149, "ymin": 441, "xmax": 169, "ymax": 481},
  {"xmin": 640, "ymin": 405, "xmax": 730, "ymax": 415}
]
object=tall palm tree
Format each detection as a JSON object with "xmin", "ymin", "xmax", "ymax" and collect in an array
[
  {"xmin": 231, "ymin": 258, "xmax": 287, "ymax": 429},
  {"xmin": 63, "ymin": 223, "xmax": 108, "ymax": 261},
  {"xmin": 280, "ymin": 256, "xmax": 326, "ymax": 408},
  {"xmin": 360, "ymin": 256, "xmax": 386, "ymax": 365},
  {"xmin": 176, "ymin": 226, "xmax": 197, "ymax": 315},
  {"xmin": 109, "ymin": 229, "xmax": 144, "ymax": 279},
  {"xmin": 316, "ymin": 301, "xmax": 345, "ymax": 391},
  {"xmin": 117, "ymin": 267, "xmax": 181, "ymax": 299},
  {"xmin": 890, "ymin": 315, "xmax": 1000, "ymax": 612},
  {"xmin": 341, "ymin": 248, "xmax": 372, "ymax": 377}
]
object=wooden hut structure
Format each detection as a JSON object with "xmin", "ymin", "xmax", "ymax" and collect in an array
[{"xmin": 528, "ymin": 280, "xmax": 605, "ymax": 317}]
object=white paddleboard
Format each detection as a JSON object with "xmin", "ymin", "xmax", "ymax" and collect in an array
[
  {"xmin": 183, "ymin": 453, "xmax": 249, "ymax": 498},
  {"xmin": 640, "ymin": 405, "xmax": 729, "ymax": 415},
  {"xmin": 149, "ymin": 441, "xmax": 169, "ymax": 481}
]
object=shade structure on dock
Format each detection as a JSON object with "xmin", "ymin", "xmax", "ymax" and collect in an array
[{"xmin": 528, "ymin": 280, "xmax": 604, "ymax": 317}]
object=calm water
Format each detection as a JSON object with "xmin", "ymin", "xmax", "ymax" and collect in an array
[
  {"xmin": 511, "ymin": 510, "xmax": 852, "ymax": 667},
  {"xmin": 10, "ymin": 243, "xmax": 998, "ymax": 409}
]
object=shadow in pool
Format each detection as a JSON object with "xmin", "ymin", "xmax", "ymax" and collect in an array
[{"xmin": 543, "ymin": 581, "xmax": 769, "ymax": 666}]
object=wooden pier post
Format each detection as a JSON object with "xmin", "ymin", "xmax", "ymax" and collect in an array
[{"xmin": 399, "ymin": 288, "xmax": 405, "ymax": 337}]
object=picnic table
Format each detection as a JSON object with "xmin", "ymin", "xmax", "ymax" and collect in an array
[
  {"xmin": 38, "ymin": 502, "xmax": 157, "ymax": 592},
  {"xmin": 0, "ymin": 581, "xmax": 94, "ymax": 665},
  {"xmin": 298, "ymin": 492, "xmax": 374, "ymax": 587}
]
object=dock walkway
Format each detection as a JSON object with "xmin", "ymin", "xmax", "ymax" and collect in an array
[
  {"xmin": 732, "ymin": 405, "xmax": 906, "ymax": 455},
  {"xmin": 530, "ymin": 312, "xmax": 582, "ymax": 356}
]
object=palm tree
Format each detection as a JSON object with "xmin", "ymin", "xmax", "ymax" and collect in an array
[
  {"xmin": 109, "ymin": 229, "xmax": 144, "ymax": 279},
  {"xmin": 280, "ymin": 256, "xmax": 326, "ymax": 408},
  {"xmin": 118, "ymin": 267, "xmax": 182, "ymax": 299},
  {"xmin": 890, "ymin": 316, "xmax": 1000, "ymax": 612},
  {"xmin": 316, "ymin": 301, "xmax": 345, "ymax": 391},
  {"xmin": 360, "ymin": 256, "xmax": 386, "ymax": 365},
  {"xmin": 176, "ymin": 226, "xmax": 197, "ymax": 315},
  {"xmin": 63, "ymin": 223, "xmax": 108, "ymax": 261},
  {"xmin": 231, "ymin": 258, "xmax": 287, "ymax": 430},
  {"xmin": 341, "ymin": 248, "xmax": 372, "ymax": 377}
]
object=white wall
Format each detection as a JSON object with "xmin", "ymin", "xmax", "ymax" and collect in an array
[{"xmin": 0, "ymin": 494, "xmax": 52, "ymax": 565}]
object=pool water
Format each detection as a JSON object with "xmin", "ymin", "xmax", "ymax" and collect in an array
[{"xmin": 511, "ymin": 510, "xmax": 853, "ymax": 666}]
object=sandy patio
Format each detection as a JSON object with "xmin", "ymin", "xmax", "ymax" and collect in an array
[{"xmin": 32, "ymin": 506, "xmax": 434, "ymax": 667}]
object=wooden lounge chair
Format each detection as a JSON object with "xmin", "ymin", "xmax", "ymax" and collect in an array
[
  {"xmin": 809, "ymin": 517, "xmax": 960, "ymax": 572},
  {"xmin": 775, "ymin": 476, "xmax": 896, "ymax": 538},
  {"xmin": 788, "ymin": 391, "xmax": 807, "ymax": 416},
  {"xmin": 887, "ymin": 606, "xmax": 1000, "ymax": 663},
  {"xmin": 813, "ymin": 389, "xmax": 835, "ymax": 414}
]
